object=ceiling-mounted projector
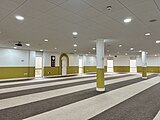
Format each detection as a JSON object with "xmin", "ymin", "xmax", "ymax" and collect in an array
[{"xmin": 15, "ymin": 42, "xmax": 22, "ymax": 46}]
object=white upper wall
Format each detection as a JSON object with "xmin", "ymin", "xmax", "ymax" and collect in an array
[
  {"xmin": 137, "ymin": 55, "xmax": 160, "ymax": 66},
  {"xmin": 68, "ymin": 54, "xmax": 79, "ymax": 66},
  {"xmin": 43, "ymin": 52, "xmax": 60, "ymax": 66},
  {"xmin": 83, "ymin": 55, "xmax": 96, "ymax": 66},
  {"xmin": 0, "ymin": 48, "xmax": 35, "ymax": 67},
  {"xmin": 113, "ymin": 56, "xmax": 130, "ymax": 66}
]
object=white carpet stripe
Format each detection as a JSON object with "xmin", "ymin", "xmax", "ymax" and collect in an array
[
  {"xmin": 154, "ymin": 110, "xmax": 160, "ymax": 120},
  {"xmin": 0, "ymin": 74, "xmax": 128, "ymax": 94},
  {"xmin": 0, "ymin": 75, "xmax": 138, "ymax": 110},
  {"xmin": 24, "ymin": 76, "xmax": 160, "ymax": 120},
  {"xmin": 0, "ymin": 73, "xmax": 119, "ymax": 86}
]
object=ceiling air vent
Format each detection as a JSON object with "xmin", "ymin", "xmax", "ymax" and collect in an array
[
  {"xmin": 15, "ymin": 42, "xmax": 22, "ymax": 46},
  {"xmin": 149, "ymin": 19, "xmax": 157, "ymax": 22}
]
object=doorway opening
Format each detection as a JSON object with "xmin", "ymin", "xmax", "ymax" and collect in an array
[
  {"xmin": 62, "ymin": 56, "xmax": 67, "ymax": 75},
  {"xmin": 35, "ymin": 56, "xmax": 43, "ymax": 77},
  {"xmin": 79, "ymin": 56, "xmax": 83, "ymax": 74},
  {"xmin": 130, "ymin": 59, "xmax": 137, "ymax": 72},
  {"xmin": 107, "ymin": 60, "xmax": 114, "ymax": 72},
  {"xmin": 59, "ymin": 53, "xmax": 69, "ymax": 75}
]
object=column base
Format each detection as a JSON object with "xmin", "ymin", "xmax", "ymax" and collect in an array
[
  {"xmin": 96, "ymin": 88, "xmax": 105, "ymax": 92},
  {"xmin": 142, "ymin": 77, "xmax": 147, "ymax": 79}
]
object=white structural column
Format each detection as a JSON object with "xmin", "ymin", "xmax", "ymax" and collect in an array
[
  {"xmin": 141, "ymin": 51, "xmax": 147, "ymax": 79},
  {"xmin": 96, "ymin": 39, "xmax": 105, "ymax": 91}
]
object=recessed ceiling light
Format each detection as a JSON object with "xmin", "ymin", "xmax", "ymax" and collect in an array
[
  {"xmin": 15, "ymin": 15, "xmax": 24, "ymax": 21},
  {"xmin": 72, "ymin": 32, "xmax": 78, "ymax": 36},
  {"xmin": 156, "ymin": 40, "xmax": 160, "ymax": 44},
  {"xmin": 155, "ymin": 54, "xmax": 157, "ymax": 56},
  {"xmin": 13, "ymin": 47, "xmax": 17, "ymax": 49},
  {"xmin": 26, "ymin": 44, "xmax": 30, "ymax": 46},
  {"xmin": 54, "ymin": 47, "xmax": 57, "ymax": 50},
  {"xmin": 40, "ymin": 49, "xmax": 43, "ymax": 51},
  {"xmin": 125, "ymin": 53, "xmax": 128, "ymax": 55},
  {"xmin": 73, "ymin": 44, "xmax": 77, "ymax": 47},
  {"xmin": 93, "ymin": 47, "xmax": 96, "ymax": 50},
  {"xmin": 44, "ymin": 39, "xmax": 49, "ymax": 42},
  {"xmin": 109, "ymin": 54, "xmax": 111, "ymax": 56},
  {"xmin": 119, "ymin": 44, "xmax": 122, "ymax": 47},
  {"xmin": 139, "ymin": 50, "xmax": 142, "ymax": 52},
  {"xmin": 124, "ymin": 18, "xmax": 132, "ymax": 23},
  {"xmin": 145, "ymin": 32, "xmax": 150, "ymax": 36},
  {"xmin": 130, "ymin": 48, "xmax": 134, "ymax": 51}
]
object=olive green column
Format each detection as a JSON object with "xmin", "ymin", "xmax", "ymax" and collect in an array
[
  {"xmin": 142, "ymin": 51, "xmax": 147, "ymax": 79},
  {"xmin": 96, "ymin": 39, "xmax": 105, "ymax": 92}
]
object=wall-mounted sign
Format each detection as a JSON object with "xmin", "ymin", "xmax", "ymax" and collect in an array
[{"xmin": 51, "ymin": 56, "xmax": 55, "ymax": 67}]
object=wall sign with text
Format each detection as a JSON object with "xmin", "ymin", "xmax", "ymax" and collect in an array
[{"xmin": 51, "ymin": 56, "xmax": 55, "ymax": 67}]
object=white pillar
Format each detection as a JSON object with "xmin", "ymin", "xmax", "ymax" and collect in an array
[
  {"xmin": 96, "ymin": 39, "xmax": 105, "ymax": 92},
  {"xmin": 141, "ymin": 51, "xmax": 147, "ymax": 79}
]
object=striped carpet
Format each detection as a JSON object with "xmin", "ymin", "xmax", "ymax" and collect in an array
[{"xmin": 0, "ymin": 73, "xmax": 160, "ymax": 120}]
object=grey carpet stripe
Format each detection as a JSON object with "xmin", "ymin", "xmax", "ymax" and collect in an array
[
  {"xmin": 0, "ymin": 74, "xmax": 111, "ymax": 89},
  {"xmin": 90, "ymin": 78, "xmax": 160, "ymax": 120},
  {"xmin": 0, "ymin": 74, "xmax": 157, "ymax": 120},
  {"xmin": 0, "ymin": 74, "xmax": 133, "ymax": 100}
]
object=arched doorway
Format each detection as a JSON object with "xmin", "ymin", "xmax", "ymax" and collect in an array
[{"xmin": 59, "ymin": 53, "xmax": 69, "ymax": 75}]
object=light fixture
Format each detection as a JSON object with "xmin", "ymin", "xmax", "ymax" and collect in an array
[
  {"xmin": 93, "ymin": 47, "xmax": 96, "ymax": 50},
  {"xmin": 40, "ymin": 49, "xmax": 43, "ymax": 51},
  {"xmin": 124, "ymin": 18, "xmax": 132, "ymax": 23},
  {"xmin": 145, "ymin": 32, "xmax": 150, "ymax": 36},
  {"xmin": 156, "ymin": 40, "xmax": 160, "ymax": 44},
  {"xmin": 73, "ymin": 44, "xmax": 77, "ymax": 47},
  {"xmin": 74, "ymin": 49, "xmax": 77, "ymax": 52},
  {"xmin": 146, "ymin": 52, "xmax": 148, "ymax": 54},
  {"xmin": 130, "ymin": 48, "xmax": 134, "ymax": 51},
  {"xmin": 139, "ymin": 50, "xmax": 142, "ymax": 52},
  {"xmin": 155, "ymin": 54, "xmax": 157, "ymax": 56},
  {"xmin": 119, "ymin": 44, "xmax": 122, "ymax": 47},
  {"xmin": 15, "ymin": 15, "xmax": 24, "ymax": 21},
  {"xmin": 88, "ymin": 52, "xmax": 91, "ymax": 54},
  {"xmin": 54, "ymin": 47, "xmax": 57, "ymax": 50},
  {"xmin": 125, "ymin": 53, "xmax": 128, "ymax": 55},
  {"xmin": 109, "ymin": 54, "xmax": 111, "ymax": 57},
  {"xmin": 72, "ymin": 32, "xmax": 78, "ymax": 36},
  {"xmin": 44, "ymin": 39, "xmax": 49, "ymax": 42},
  {"xmin": 26, "ymin": 44, "xmax": 30, "ymax": 46},
  {"xmin": 13, "ymin": 47, "xmax": 17, "ymax": 49}
]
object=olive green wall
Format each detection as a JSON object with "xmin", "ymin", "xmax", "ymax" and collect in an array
[
  {"xmin": 44, "ymin": 66, "xmax": 60, "ymax": 76},
  {"xmin": 114, "ymin": 66, "xmax": 130, "ymax": 72},
  {"xmin": 83, "ymin": 66, "xmax": 96, "ymax": 73},
  {"xmin": 67, "ymin": 66, "xmax": 79, "ymax": 74},
  {"xmin": 83, "ymin": 66, "xmax": 107, "ymax": 73},
  {"xmin": 137, "ymin": 66, "xmax": 160, "ymax": 73},
  {"xmin": 0, "ymin": 67, "xmax": 35, "ymax": 79}
]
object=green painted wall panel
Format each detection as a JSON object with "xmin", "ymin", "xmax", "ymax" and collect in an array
[
  {"xmin": 137, "ymin": 66, "xmax": 160, "ymax": 73},
  {"xmin": 114, "ymin": 66, "xmax": 130, "ymax": 72},
  {"xmin": 44, "ymin": 66, "xmax": 60, "ymax": 76},
  {"xmin": 67, "ymin": 66, "xmax": 79, "ymax": 74},
  {"xmin": 0, "ymin": 67, "xmax": 35, "ymax": 79}
]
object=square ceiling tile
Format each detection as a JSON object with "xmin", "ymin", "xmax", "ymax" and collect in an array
[
  {"xmin": 93, "ymin": 0, "xmax": 125, "ymax": 13},
  {"xmin": 60, "ymin": 0, "xmax": 90, "ymax": 13},
  {"xmin": 25, "ymin": 0, "xmax": 57, "ymax": 13},
  {"xmin": 75, "ymin": 7, "xmax": 102, "ymax": 19}
]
